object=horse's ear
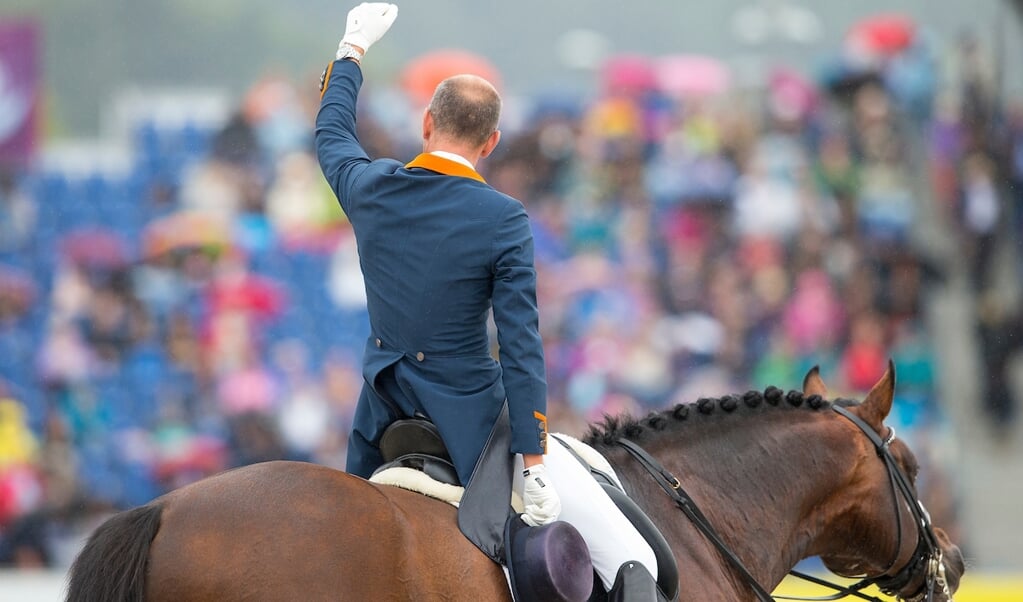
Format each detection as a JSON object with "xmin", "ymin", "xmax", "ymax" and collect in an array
[
  {"xmin": 857, "ymin": 359, "xmax": 897, "ymax": 430},
  {"xmin": 802, "ymin": 365, "xmax": 828, "ymax": 398}
]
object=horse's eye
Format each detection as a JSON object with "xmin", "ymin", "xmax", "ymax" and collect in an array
[{"xmin": 899, "ymin": 451, "xmax": 920, "ymax": 482}]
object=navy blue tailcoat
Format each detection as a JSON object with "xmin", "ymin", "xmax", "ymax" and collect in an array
[{"xmin": 315, "ymin": 59, "xmax": 548, "ymax": 485}]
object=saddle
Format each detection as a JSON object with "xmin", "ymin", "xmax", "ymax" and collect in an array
[
  {"xmin": 369, "ymin": 418, "xmax": 679, "ymax": 602},
  {"xmin": 377, "ymin": 417, "xmax": 461, "ymax": 486}
]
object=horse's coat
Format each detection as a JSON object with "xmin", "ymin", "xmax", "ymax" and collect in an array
[{"xmin": 65, "ymin": 367, "xmax": 965, "ymax": 602}]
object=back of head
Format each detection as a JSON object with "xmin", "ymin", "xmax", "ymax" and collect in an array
[{"xmin": 428, "ymin": 75, "xmax": 501, "ymax": 148}]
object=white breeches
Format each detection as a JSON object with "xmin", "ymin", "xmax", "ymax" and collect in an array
[{"xmin": 514, "ymin": 443, "xmax": 658, "ymax": 590}]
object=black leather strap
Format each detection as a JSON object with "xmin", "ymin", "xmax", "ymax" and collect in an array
[
  {"xmin": 785, "ymin": 570, "xmax": 886, "ymax": 601},
  {"xmin": 617, "ymin": 438, "xmax": 776, "ymax": 602},
  {"xmin": 617, "ymin": 404, "xmax": 942, "ymax": 602},
  {"xmin": 831, "ymin": 406, "xmax": 939, "ymax": 552},
  {"xmin": 830, "ymin": 405, "xmax": 941, "ymax": 597}
]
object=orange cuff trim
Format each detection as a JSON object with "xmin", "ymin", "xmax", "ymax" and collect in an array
[
  {"xmin": 405, "ymin": 153, "xmax": 487, "ymax": 183},
  {"xmin": 319, "ymin": 61, "xmax": 335, "ymax": 100},
  {"xmin": 534, "ymin": 411, "xmax": 549, "ymax": 454}
]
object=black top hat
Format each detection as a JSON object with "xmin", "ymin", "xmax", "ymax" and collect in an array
[{"xmin": 504, "ymin": 516, "xmax": 594, "ymax": 602}]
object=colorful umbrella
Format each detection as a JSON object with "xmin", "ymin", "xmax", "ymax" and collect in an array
[
  {"xmin": 600, "ymin": 54, "xmax": 657, "ymax": 95},
  {"xmin": 207, "ymin": 273, "xmax": 286, "ymax": 319},
  {"xmin": 142, "ymin": 211, "xmax": 231, "ymax": 259},
  {"xmin": 60, "ymin": 228, "xmax": 131, "ymax": 269},
  {"xmin": 399, "ymin": 50, "xmax": 502, "ymax": 105},
  {"xmin": 768, "ymin": 67, "xmax": 819, "ymax": 120},
  {"xmin": 655, "ymin": 54, "xmax": 731, "ymax": 99},
  {"xmin": 847, "ymin": 13, "xmax": 916, "ymax": 56}
]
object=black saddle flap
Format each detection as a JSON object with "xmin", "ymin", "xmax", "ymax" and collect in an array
[{"xmin": 379, "ymin": 418, "xmax": 452, "ymax": 463}]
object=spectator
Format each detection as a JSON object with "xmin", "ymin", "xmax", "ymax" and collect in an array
[
  {"xmin": 958, "ymin": 152, "xmax": 1002, "ymax": 290},
  {"xmin": 0, "ymin": 169, "xmax": 35, "ymax": 255}
]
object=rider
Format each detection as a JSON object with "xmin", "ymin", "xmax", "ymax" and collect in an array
[{"xmin": 315, "ymin": 3, "xmax": 660, "ymax": 598}]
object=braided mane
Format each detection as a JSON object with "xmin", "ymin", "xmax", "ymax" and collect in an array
[{"xmin": 582, "ymin": 386, "xmax": 850, "ymax": 447}]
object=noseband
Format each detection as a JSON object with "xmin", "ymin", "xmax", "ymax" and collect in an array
[{"xmin": 617, "ymin": 403, "xmax": 953, "ymax": 602}]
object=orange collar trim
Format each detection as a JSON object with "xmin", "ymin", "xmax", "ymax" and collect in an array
[{"xmin": 405, "ymin": 153, "xmax": 486, "ymax": 183}]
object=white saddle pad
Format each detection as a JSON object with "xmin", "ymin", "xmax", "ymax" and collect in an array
[
  {"xmin": 370, "ymin": 466, "xmax": 465, "ymax": 507},
  {"xmin": 368, "ymin": 433, "xmax": 621, "ymax": 505}
]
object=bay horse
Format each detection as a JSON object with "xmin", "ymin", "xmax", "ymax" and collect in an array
[{"xmin": 66, "ymin": 365, "xmax": 964, "ymax": 601}]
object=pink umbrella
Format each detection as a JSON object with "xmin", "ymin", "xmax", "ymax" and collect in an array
[
  {"xmin": 655, "ymin": 54, "xmax": 731, "ymax": 99},
  {"xmin": 600, "ymin": 54, "xmax": 657, "ymax": 95},
  {"xmin": 218, "ymin": 367, "xmax": 278, "ymax": 415},
  {"xmin": 783, "ymin": 270, "xmax": 844, "ymax": 355},
  {"xmin": 60, "ymin": 228, "xmax": 131, "ymax": 269},
  {"xmin": 768, "ymin": 67, "xmax": 819, "ymax": 120}
]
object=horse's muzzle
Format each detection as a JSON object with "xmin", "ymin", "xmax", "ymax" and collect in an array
[
  {"xmin": 901, "ymin": 529, "xmax": 964, "ymax": 601},
  {"xmin": 937, "ymin": 533, "xmax": 965, "ymax": 596}
]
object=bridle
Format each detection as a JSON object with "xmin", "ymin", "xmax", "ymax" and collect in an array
[
  {"xmin": 616, "ymin": 403, "xmax": 953, "ymax": 601},
  {"xmin": 821, "ymin": 405, "xmax": 953, "ymax": 602}
]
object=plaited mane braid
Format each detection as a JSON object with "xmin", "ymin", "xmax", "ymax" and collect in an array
[{"xmin": 583, "ymin": 387, "xmax": 835, "ymax": 446}]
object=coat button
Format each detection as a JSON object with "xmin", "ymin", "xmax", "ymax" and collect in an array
[
  {"xmin": 375, "ymin": 338, "xmax": 382, "ymax": 348},
  {"xmin": 416, "ymin": 352, "xmax": 425, "ymax": 362}
]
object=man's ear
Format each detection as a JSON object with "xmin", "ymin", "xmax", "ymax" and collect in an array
[
  {"xmin": 422, "ymin": 109, "xmax": 433, "ymax": 141},
  {"xmin": 479, "ymin": 129, "xmax": 501, "ymax": 158}
]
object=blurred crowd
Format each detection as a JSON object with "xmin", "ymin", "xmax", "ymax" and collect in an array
[{"xmin": 0, "ymin": 25, "xmax": 1019, "ymax": 567}]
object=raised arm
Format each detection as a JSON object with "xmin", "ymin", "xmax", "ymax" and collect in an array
[{"xmin": 314, "ymin": 3, "xmax": 398, "ymax": 214}]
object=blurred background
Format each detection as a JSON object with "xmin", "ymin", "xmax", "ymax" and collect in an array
[{"xmin": 1, "ymin": 0, "xmax": 1022, "ymax": 599}]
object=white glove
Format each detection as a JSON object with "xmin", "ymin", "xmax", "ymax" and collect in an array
[
  {"xmin": 521, "ymin": 464, "xmax": 562, "ymax": 527},
  {"xmin": 341, "ymin": 3, "xmax": 399, "ymax": 53}
]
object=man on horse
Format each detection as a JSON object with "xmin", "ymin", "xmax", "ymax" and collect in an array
[{"xmin": 315, "ymin": 3, "xmax": 660, "ymax": 599}]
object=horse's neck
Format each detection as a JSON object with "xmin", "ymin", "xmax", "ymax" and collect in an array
[{"xmin": 603, "ymin": 410, "xmax": 851, "ymax": 593}]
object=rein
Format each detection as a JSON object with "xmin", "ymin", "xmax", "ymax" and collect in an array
[
  {"xmin": 615, "ymin": 404, "xmax": 952, "ymax": 602},
  {"xmin": 617, "ymin": 438, "xmax": 776, "ymax": 602}
]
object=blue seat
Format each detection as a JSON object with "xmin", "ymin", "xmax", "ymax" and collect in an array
[
  {"xmin": 181, "ymin": 122, "xmax": 211, "ymax": 155},
  {"xmin": 76, "ymin": 441, "xmax": 126, "ymax": 506},
  {"xmin": 122, "ymin": 347, "xmax": 172, "ymax": 426},
  {"xmin": 91, "ymin": 379, "xmax": 130, "ymax": 429},
  {"xmin": 117, "ymin": 461, "xmax": 162, "ymax": 506},
  {"xmin": 0, "ymin": 326, "xmax": 34, "ymax": 382},
  {"xmin": 133, "ymin": 122, "xmax": 162, "ymax": 162}
]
